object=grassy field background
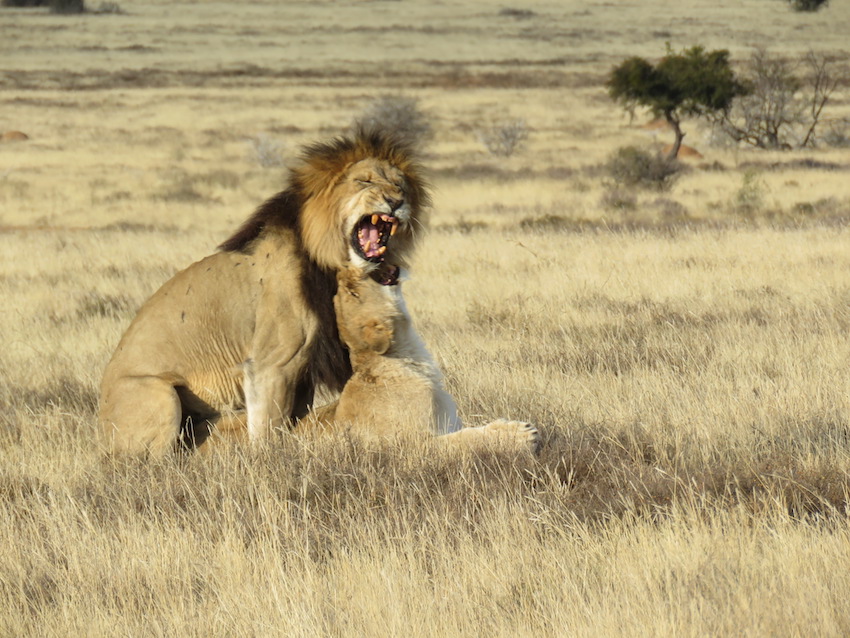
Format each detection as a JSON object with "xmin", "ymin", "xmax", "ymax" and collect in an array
[{"xmin": 2, "ymin": 0, "xmax": 850, "ymax": 635}]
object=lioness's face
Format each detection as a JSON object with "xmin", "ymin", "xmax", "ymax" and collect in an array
[
  {"xmin": 334, "ymin": 267, "xmax": 399, "ymax": 355},
  {"xmin": 341, "ymin": 158, "xmax": 414, "ymax": 270}
]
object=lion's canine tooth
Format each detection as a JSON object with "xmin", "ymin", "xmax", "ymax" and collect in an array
[
  {"xmin": 364, "ymin": 240, "xmax": 372, "ymax": 253},
  {"xmin": 377, "ymin": 246, "xmax": 387, "ymax": 256},
  {"xmin": 390, "ymin": 221, "xmax": 398, "ymax": 236},
  {"xmin": 371, "ymin": 214, "xmax": 379, "ymax": 225}
]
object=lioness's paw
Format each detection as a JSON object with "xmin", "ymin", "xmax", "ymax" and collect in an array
[{"xmin": 483, "ymin": 418, "xmax": 540, "ymax": 453}]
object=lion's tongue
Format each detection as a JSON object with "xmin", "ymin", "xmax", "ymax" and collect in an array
[{"xmin": 362, "ymin": 226, "xmax": 381, "ymax": 258}]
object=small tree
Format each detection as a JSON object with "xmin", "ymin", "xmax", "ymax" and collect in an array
[
  {"xmin": 713, "ymin": 49, "xmax": 845, "ymax": 149},
  {"xmin": 479, "ymin": 118, "xmax": 529, "ymax": 157},
  {"xmin": 607, "ymin": 46, "xmax": 749, "ymax": 161}
]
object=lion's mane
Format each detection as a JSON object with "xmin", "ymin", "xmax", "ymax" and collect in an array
[{"xmin": 220, "ymin": 128, "xmax": 429, "ymax": 268}]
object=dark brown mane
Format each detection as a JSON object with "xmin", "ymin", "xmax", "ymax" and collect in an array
[
  {"xmin": 218, "ymin": 188, "xmax": 303, "ymax": 253},
  {"xmin": 301, "ymin": 259, "xmax": 352, "ymax": 395}
]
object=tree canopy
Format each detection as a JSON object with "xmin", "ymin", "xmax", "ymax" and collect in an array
[{"xmin": 607, "ymin": 46, "xmax": 749, "ymax": 160}]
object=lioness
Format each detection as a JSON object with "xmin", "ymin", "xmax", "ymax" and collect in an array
[
  {"xmin": 99, "ymin": 129, "xmax": 427, "ymax": 454},
  {"xmin": 306, "ymin": 266, "xmax": 539, "ymax": 451}
]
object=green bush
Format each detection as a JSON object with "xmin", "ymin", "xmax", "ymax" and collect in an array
[{"xmin": 605, "ymin": 146, "xmax": 680, "ymax": 190}]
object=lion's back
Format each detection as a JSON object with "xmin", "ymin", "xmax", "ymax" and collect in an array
[{"xmin": 101, "ymin": 251, "xmax": 259, "ymax": 405}]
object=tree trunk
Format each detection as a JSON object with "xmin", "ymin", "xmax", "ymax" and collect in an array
[{"xmin": 664, "ymin": 113, "xmax": 685, "ymax": 161}]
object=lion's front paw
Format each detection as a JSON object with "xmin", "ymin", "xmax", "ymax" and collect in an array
[{"xmin": 483, "ymin": 418, "xmax": 540, "ymax": 453}]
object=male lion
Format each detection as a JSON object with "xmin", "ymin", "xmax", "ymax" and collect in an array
[
  {"xmin": 99, "ymin": 128, "xmax": 427, "ymax": 454},
  {"xmin": 305, "ymin": 266, "xmax": 539, "ymax": 451}
]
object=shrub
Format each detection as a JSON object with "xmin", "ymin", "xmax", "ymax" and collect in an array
[
  {"xmin": 733, "ymin": 170, "xmax": 766, "ymax": 214},
  {"xmin": 788, "ymin": 0, "xmax": 828, "ymax": 11},
  {"xmin": 479, "ymin": 118, "xmax": 529, "ymax": 157},
  {"xmin": 605, "ymin": 146, "xmax": 680, "ymax": 190},
  {"xmin": 650, "ymin": 197, "xmax": 690, "ymax": 220},
  {"xmin": 499, "ymin": 8, "xmax": 535, "ymax": 19},
  {"xmin": 154, "ymin": 169, "xmax": 207, "ymax": 203},
  {"xmin": 600, "ymin": 187, "xmax": 638, "ymax": 212},
  {"xmin": 91, "ymin": 1, "xmax": 122, "ymax": 13},
  {"xmin": 49, "ymin": 0, "xmax": 84, "ymax": 13},
  {"xmin": 822, "ymin": 119, "xmax": 850, "ymax": 148},
  {"xmin": 246, "ymin": 134, "xmax": 286, "ymax": 168},
  {"xmin": 353, "ymin": 95, "xmax": 433, "ymax": 148}
]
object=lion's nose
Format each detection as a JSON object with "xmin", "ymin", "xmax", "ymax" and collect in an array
[{"xmin": 385, "ymin": 196, "xmax": 403, "ymax": 212}]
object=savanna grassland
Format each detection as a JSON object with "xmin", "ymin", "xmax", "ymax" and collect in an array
[{"xmin": 3, "ymin": 0, "xmax": 850, "ymax": 635}]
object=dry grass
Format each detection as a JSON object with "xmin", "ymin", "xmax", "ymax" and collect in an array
[
  {"xmin": 5, "ymin": 225, "xmax": 850, "ymax": 635},
  {"xmin": 3, "ymin": 0, "xmax": 850, "ymax": 635}
]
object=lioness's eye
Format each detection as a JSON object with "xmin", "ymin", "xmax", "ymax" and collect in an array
[{"xmin": 356, "ymin": 178, "xmax": 372, "ymax": 185}]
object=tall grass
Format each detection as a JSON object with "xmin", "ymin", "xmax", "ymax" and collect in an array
[{"xmin": 3, "ymin": 225, "xmax": 850, "ymax": 635}]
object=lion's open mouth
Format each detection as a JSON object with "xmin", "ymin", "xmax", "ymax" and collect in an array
[{"xmin": 352, "ymin": 214, "xmax": 398, "ymax": 262}]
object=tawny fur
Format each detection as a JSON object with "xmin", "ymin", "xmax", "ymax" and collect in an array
[
  {"xmin": 661, "ymin": 143, "xmax": 704, "ymax": 160},
  {"xmin": 305, "ymin": 267, "xmax": 539, "ymax": 452},
  {"xmin": 99, "ymin": 129, "xmax": 428, "ymax": 454},
  {"xmin": 1, "ymin": 131, "xmax": 29, "ymax": 142}
]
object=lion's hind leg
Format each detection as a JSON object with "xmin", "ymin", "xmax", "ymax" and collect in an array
[{"xmin": 99, "ymin": 375, "xmax": 183, "ymax": 455}]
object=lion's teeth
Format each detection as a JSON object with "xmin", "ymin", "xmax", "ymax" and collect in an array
[
  {"xmin": 377, "ymin": 246, "xmax": 387, "ymax": 255},
  {"xmin": 390, "ymin": 221, "xmax": 398, "ymax": 236},
  {"xmin": 364, "ymin": 240, "xmax": 372, "ymax": 252},
  {"xmin": 371, "ymin": 214, "xmax": 379, "ymax": 225}
]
